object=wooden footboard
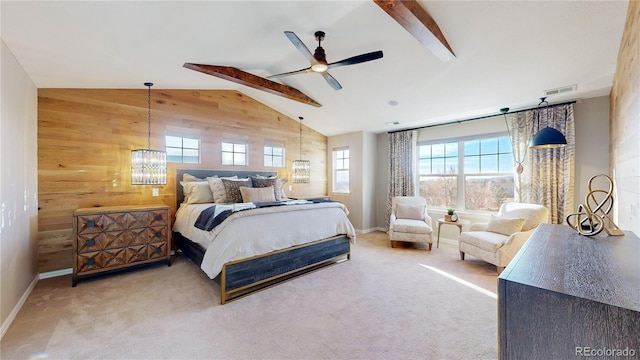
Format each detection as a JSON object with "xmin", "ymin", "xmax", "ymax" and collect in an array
[{"xmin": 174, "ymin": 232, "xmax": 351, "ymax": 304}]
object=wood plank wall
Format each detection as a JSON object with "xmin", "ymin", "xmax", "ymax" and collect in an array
[
  {"xmin": 610, "ymin": 1, "xmax": 639, "ymax": 236},
  {"xmin": 38, "ymin": 89, "xmax": 327, "ymax": 273}
]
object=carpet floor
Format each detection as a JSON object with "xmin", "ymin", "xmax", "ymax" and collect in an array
[{"xmin": 1, "ymin": 231, "xmax": 499, "ymax": 360}]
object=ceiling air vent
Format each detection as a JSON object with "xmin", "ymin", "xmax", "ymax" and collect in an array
[{"xmin": 544, "ymin": 84, "xmax": 577, "ymax": 96}]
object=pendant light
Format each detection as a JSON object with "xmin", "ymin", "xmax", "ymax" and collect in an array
[
  {"xmin": 131, "ymin": 82, "xmax": 167, "ymax": 185},
  {"xmin": 529, "ymin": 97, "xmax": 567, "ymax": 149},
  {"xmin": 292, "ymin": 116, "xmax": 310, "ymax": 184}
]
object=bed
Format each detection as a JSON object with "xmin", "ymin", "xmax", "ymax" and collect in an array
[{"xmin": 173, "ymin": 169, "xmax": 356, "ymax": 304}]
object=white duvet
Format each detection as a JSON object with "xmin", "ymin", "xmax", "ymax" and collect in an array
[{"xmin": 173, "ymin": 201, "xmax": 356, "ymax": 279}]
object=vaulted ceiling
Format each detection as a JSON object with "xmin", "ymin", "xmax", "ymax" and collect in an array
[{"xmin": 1, "ymin": 1, "xmax": 628, "ymax": 136}]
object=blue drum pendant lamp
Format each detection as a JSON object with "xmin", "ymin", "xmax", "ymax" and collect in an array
[{"xmin": 529, "ymin": 97, "xmax": 567, "ymax": 149}]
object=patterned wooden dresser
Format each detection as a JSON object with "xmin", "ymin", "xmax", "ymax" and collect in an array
[{"xmin": 72, "ymin": 204, "xmax": 171, "ymax": 286}]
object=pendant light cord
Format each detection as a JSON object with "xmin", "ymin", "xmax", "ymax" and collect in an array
[
  {"xmin": 144, "ymin": 82, "xmax": 153, "ymax": 150},
  {"xmin": 536, "ymin": 96, "xmax": 549, "ymax": 130},
  {"xmin": 298, "ymin": 116, "xmax": 303, "ymax": 159}
]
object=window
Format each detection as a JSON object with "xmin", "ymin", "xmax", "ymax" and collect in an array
[
  {"xmin": 418, "ymin": 134, "xmax": 514, "ymax": 212},
  {"xmin": 418, "ymin": 142, "xmax": 459, "ymax": 209},
  {"xmin": 263, "ymin": 142, "xmax": 284, "ymax": 167},
  {"xmin": 221, "ymin": 141, "xmax": 247, "ymax": 166},
  {"xmin": 333, "ymin": 147, "xmax": 350, "ymax": 193},
  {"xmin": 165, "ymin": 135, "xmax": 200, "ymax": 163}
]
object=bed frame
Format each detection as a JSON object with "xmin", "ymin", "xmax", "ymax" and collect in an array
[{"xmin": 174, "ymin": 169, "xmax": 351, "ymax": 304}]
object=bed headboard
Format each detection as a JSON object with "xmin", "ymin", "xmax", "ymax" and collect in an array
[{"xmin": 175, "ymin": 169, "xmax": 277, "ymax": 208}]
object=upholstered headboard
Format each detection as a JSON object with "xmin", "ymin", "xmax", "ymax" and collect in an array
[{"xmin": 175, "ymin": 169, "xmax": 277, "ymax": 209}]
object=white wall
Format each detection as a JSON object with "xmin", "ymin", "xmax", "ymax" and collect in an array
[
  {"xmin": 1, "ymin": 40, "xmax": 39, "ymax": 338},
  {"xmin": 362, "ymin": 132, "xmax": 377, "ymax": 231},
  {"xmin": 327, "ymin": 131, "xmax": 376, "ymax": 232},
  {"xmin": 573, "ymin": 96, "xmax": 610, "ymax": 209}
]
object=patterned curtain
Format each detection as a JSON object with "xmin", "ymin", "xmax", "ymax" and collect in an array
[
  {"xmin": 506, "ymin": 104, "xmax": 575, "ymax": 224},
  {"xmin": 386, "ymin": 130, "xmax": 417, "ymax": 229}
]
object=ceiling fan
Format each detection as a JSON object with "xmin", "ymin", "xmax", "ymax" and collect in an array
[{"xmin": 268, "ymin": 31, "xmax": 383, "ymax": 90}]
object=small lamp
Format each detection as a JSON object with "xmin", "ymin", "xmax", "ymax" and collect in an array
[
  {"xmin": 131, "ymin": 82, "xmax": 167, "ymax": 185},
  {"xmin": 292, "ymin": 116, "xmax": 310, "ymax": 184},
  {"xmin": 529, "ymin": 97, "xmax": 567, "ymax": 149}
]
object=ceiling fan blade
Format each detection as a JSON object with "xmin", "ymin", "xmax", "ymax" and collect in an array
[
  {"xmin": 328, "ymin": 50, "xmax": 384, "ymax": 69},
  {"xmin": 321, "ymin": 72, "xmax": 342, "ymax": 90},
  {"xmin": 284, "ymin": 31, "xmax": 317, "ymax": 64},
  {"xmin": 268, "ymin": 66, "xmax": 313, "ymax": 79}
]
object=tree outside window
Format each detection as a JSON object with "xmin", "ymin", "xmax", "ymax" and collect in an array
[{"xmin": 418, "ymin": 135, "xmax": 514, "ymax": 212}]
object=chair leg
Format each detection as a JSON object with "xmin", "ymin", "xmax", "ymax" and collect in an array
[
  {"xmin": 428, "ymin": 243, "xmax": 432, "ymax": 251},
  {"xmin": 390, "ymin": 241, "xmax": 395, "ymax": 248},
  {"xmin": 459, "ymin": 251, "xmax": 465, "ymax": 260}
]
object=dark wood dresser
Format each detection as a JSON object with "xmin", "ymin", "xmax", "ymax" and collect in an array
[
  {"xmin": 498, "ymin": 224, "xmax": 640, "ymax": 359},
  {"xmin": 72, "ymin": 205, "xmax": 171, "ymax": 286}
]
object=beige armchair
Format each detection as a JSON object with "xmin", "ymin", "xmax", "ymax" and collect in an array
[
  {"xmin": 458, "ymin": 202, "xmax": 548, "ymax": 272},
  {"xmin": 389, "ymin": 196, "xmax": 433, "ymax": 250}
]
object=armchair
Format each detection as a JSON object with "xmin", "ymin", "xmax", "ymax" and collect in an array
[
  {"xmin": 389, "ymin": 196, "xmax": 433, "ymax": 250},
  {"xmin": 458, "ymin": 202, "xmax": 548, "ymax": 272}
]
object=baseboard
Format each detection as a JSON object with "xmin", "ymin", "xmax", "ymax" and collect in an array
[
  {"xmin": 356, "ymin": 227, "xmax": 383, "ymax": 234},
  {"xmin": 0, "ymin": 274, "xmax": 39, "ymax": 340},
  {"xmin": 39, "ymin": 268, "xmax": 72, "ymax": 280}
]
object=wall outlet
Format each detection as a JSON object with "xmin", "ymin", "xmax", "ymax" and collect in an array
[
  {"xmin": 152, "ymin": 188, "xmax": 159, "ymax": 197},
  {"xmin": 288, "ymin": 185, "xmax": 293, "ymax": 191}
]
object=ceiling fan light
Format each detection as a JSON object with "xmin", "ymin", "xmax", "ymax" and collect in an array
[
  {"xmin": 311, "ymin": 63, "xmax": 328, "ymax": 72},
  {"xmin": 529, "ymin": 126, "xmax": 567, "ymax": 149}
]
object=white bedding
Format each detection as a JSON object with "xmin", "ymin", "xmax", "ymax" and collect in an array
[{"xmin": 173, "ymin": 201, "xmax": 356, "ymax": 279}]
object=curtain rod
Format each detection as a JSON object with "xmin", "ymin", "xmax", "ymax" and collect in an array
[{"xmin": 389, "ymin": 100, "xmax": 576, "ymax": 134}]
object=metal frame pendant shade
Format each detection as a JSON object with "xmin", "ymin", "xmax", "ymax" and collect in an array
[
  {"xmin": 529, "ymin": 126, "xmax": 567, "ymax": 149},
  {"xmin": 131, "ymin": 82, "xmax": 167, "ymax": 185},
  {"xmin": 292, "ymin": 116, "xmax": 310, "ymax": 184},
  {"xmin": 292, "ymin": 159, "xmax": 311, "ymax": 184},
  {"xmin": 528, "ymin": 97, "xmax": 567, "ymax": 149}
]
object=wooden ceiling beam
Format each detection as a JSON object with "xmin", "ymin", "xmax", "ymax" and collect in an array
[
  {"xmin": 183, "ymin": 63, "xmax": 322, "ymax": 107},
  {"xmin": 374, "ymin": 0, "xmax": 455, "ymax": 62}
]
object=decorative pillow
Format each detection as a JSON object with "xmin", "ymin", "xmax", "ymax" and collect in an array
[
  {"xmin": 222, "ymin": 178, "xmax": 252, "ymax": 203},
  {"xmin": 182, "ymin": 173, "xmax": 206, "ymax": 182},
  {"xmin": 240, "ymin": 186, "xmax": 276, "ymax": 203},
  {"xmin": 251, "ymin": 176, "xmax": 288, "ymax": 201},
  {"xmin": 182, "ymin": 181, "xmax": 214, "ymax": 204},
  {"xmin": 274, "ymin": 178, "xmax": 288, "ymax": 201},
  {"xmin": 251, "ymin": 176, "xmax": 277, "ymax": 197},
  {"xmin": 251, "ymin": 176, "xmax": 277, "ymax": 188},
  {"xmin": 395, "ymin": 204, "xmax": 424, "ymax": 220},
  {"xmin": 207, "ymin": 176, "xmax": 237, "ymax": 203},
  {"xmin": 485, "ymin": 216, "xmax": 525, "ymax": 236}
]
